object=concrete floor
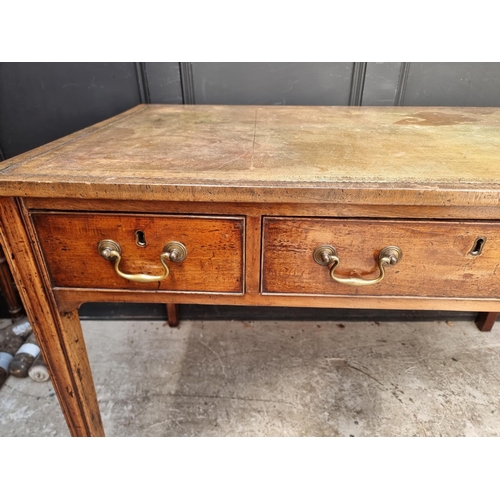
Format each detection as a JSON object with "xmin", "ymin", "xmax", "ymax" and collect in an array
[{"xmin": 1, "ymin": 317, "xmax": 499, "ymax": 436}]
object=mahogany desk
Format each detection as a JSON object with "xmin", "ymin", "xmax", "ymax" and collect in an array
[{"xmin": 1, "ymin": 105, "xmax": 500, "ymax": 436}]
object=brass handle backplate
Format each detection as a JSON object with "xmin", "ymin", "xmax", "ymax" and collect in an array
[
  {"xmin": 313, "ymin": 244, "xmax": 402, "ymax": 287},
  {"xmin": 98, "ymin": 239, "xmax": 187, "ymax": 283}
]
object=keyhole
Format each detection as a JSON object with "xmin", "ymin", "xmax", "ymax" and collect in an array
[
  {"xmin": 135, "ymin": 230, "xmax": 147, "ymax": 247},
  {"xmin": 469, "ymin": 237, "xmax": 486, "ymax": 256}
]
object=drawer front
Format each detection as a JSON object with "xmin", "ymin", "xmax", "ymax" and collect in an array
[
  {"xmin": 32, "ymin": 213, "xmax": 244, "ymax": 293},
  {"xmin": 262, "ymin": 217, "xmax": 500, "ymax": 298}
]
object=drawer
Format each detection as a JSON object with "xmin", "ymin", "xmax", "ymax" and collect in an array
[
  {"xmin": 32, "ymin": 213, "xmax": 244, "ymax": 293},
  {"xmin": 262, "ymin": 217, "xmax": 500, "ymax": 298}
]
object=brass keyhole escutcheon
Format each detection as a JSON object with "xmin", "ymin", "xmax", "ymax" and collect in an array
[
  {"xmin": 135, "ymin": 230, "xmax": 147, "ymax": 247},
  {"xmin": 469, "ymin": 237, "xmax": 486, "ymax": 256}
]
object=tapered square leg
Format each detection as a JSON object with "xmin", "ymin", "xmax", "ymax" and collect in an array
[
  {"xmin": 475, "ymin": 312, "xmax": 499, "ymax": 332},
  {"xmin": 0, "ymin": 198, "xmax": 104, "ymax": 436},
  {"xmin": 0, "ymin": 245, "xmax": 24, "ymax": 319},
  {"xmin": 166, "ymin": 303, "xmax": 179, "ymax": 327}
]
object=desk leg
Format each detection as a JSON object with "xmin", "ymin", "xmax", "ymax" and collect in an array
[
  {"xmin": 166, "ymin": 303, "xmax": 179, "ymax": 327},
  {"xmin": 0, "ymin": 198, "xmax": 104, "ymax": 437},
  {"xmin": 475, "ymin": 312, "xmax": 499, "ymax": 332},
  {"xmin": 0, "ymin": 245, "xmax": 24, "ymax": 319}
]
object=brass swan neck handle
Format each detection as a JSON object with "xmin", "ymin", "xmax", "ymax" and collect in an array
[
  {"xmin": 313, "ymin": 245, "xmax": 402, "ymax": 287},
  {"xmin": 98, "ymin": 240, "xmax": 187, "ymax": 283}
]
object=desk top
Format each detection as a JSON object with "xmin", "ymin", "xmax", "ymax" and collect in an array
[{"xmin": 1, "ymin": 104, "xmax": 500, "ymax": 206}]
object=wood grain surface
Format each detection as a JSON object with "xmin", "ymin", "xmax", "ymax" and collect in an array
[
  {"xmin": 54, "ymin": 287, "xmax": 500, "ymax": 313},
  {"xmin": 262, "ymin": 217, "xmax": 500, "ymax": 298},
  {"xmin": 32, "ymin": 213, "xmax": 244, "ymax": 293},
  {"xmin": 25, "ymin": 197, "xmax": 500, "ymax": 220},
  {"xmin": 2, "ymin": 105, "xmax": 500, "ymax": 205}
]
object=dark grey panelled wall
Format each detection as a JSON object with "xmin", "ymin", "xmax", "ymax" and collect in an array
[
  {"xmin": 142, "ymin": 62, "xmax": 183, "ymax": 104},
  {"xmin": 189, "ymin": 63, "xmax": 355, "ymax": 105},
  {"xmin": 402, "ymin": 63, "xmax": 500, "ymax": 106},
  {"xmin": 0, "ymin": 63, "xmax": 142, "ymax": 159},
  {"xmin": 4, "ymin": 62, "xmax": 500, "ymax": 161},
  {"xmin": 1, "ymin": 62, "xmax": 499, "ymax": 320}
]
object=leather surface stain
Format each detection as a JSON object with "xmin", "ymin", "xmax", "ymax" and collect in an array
[{"xmin": 395, "ymin": 111, "xmax": 478, "ymax": 126}]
